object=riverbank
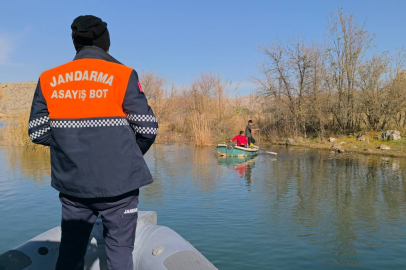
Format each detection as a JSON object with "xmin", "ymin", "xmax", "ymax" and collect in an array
[
  {"xmin": 2, "ymin": 121, "xmax": 406, "ymax": 158},
  {"xmin": 269, "ymin": 134, "xmax": 406, "ymax": 158},
  {"xmin": 1, "ymin": 80, "xmax": 405, "ymax": 158}
]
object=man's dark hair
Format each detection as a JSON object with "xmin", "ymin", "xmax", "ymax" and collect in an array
[
  {"xmin": 248, "ymin": 120, "xmax": 253, "ymax": 124},
  {"xmin": 239, "ymin": 131, "xmax": 244, "ymax": 135}
]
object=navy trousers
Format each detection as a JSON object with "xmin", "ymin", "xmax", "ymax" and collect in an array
[{"xmin": 55, "ymin": 190, "xmax": 139, "ymax": 270}]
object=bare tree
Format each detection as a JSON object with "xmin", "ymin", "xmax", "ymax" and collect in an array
[
  {"xmin": 140, "ymin": 71, "xmax": 177, "ymax": 123},
  {"xmin": 325, "ymin": 8, "xmax": 374, "ymax": 131},
  {"xmin": 254, "ymin": 37, "xmax": 323, "ymax": 137}
]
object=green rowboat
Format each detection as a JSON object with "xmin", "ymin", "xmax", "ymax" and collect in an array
[{"xmin": 217, "ymin": 144, "xmax": 259, "ymax": 157}]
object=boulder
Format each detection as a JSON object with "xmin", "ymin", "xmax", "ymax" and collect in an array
[
  {"xmin": 329, "ymin": 137, "xmax": 336, "ymax": 142},
  {"xmin": 357, "ymin": 135, "xmax": 367, "ymax": 141},
  {"xmin": 331, "ymin": 144, "xmax": 342, "ymax": 151},
  {"xmin": 286, "ymin": 138, "xmax": 296, "ymax": 145},
  {"xmin": 378, "ymin": 144, "xmax": 390, "ymax": 150},
  {"xmin": 364, "ymin": 148, "xmax": 371, "ymax": 152},
  {"xmin": 381, "ymin": 130, "xmax": 401, "ymax": 141},
  {"xmin": 295, "ymin": 137, "xmax": 304, "ymax": 143},
  {"xmin": 337, "ymin": 149, "xmax": 345, "ymax": 153},
  {"xmin": 339, "ymin": 141, "xmax": 346, "ymax": 145},
  {"xmin": 349, "ymin": 145, "xmax": 357, "ymax": 149}
]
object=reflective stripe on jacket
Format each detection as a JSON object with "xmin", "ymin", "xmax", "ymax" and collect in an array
[{"xmin": 28, "ymin": 46, "xmax": 158, "ymax": 198}]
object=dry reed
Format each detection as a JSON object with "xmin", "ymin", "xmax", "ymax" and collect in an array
[
  {"xmin": 2, "ymin": 112, "xmax": 49, "ymax": 151},
  {"xmin": 182, "ymin": 72, "xmax": 250, "ymax": 146}
]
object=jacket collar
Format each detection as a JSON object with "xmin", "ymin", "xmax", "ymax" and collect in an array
[{"xmin": 73, "ymin": 46, "xmax": 122, "ymax": 65}]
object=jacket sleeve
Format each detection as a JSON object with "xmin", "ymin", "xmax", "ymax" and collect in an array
[
  {"xmin": 231, "ymin": 136, "xmax": 237, "ymax": 142},
  {"xmin": 122, "ymin": 70, "xmax": 158, "ymax": 155},
  {"xmin": 28, "ymin": 79, "xmax": 51, "ymax": 146}
]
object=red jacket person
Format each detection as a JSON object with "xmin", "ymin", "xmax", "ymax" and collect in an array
[
  {"xmin": 28, "ymin": 15, "xmax": 158, "ymax": 270},
  {"xmin": 230, "ymin": 131, "xmax": 248, "ymax": 146}
]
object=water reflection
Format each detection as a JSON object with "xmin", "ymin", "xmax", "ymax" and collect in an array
[
  {"xmin": 2, "ymin": 144, "xmax": 406, "ymax": 269},
  {"xmin": 254, "ymin": 148, "xmax": 406, "ymax": 267},
  {"xmin": 2, "ymin": 147, "xmax": 50, "ymax": 187},
  {"xmin": 217, "ymin": 155, "xmax": 256, "ymax": 187}
]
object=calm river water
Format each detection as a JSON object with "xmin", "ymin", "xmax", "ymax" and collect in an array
[{"xmin": 0, "ymin": 144, "xmax": 406, "ymax": 269}]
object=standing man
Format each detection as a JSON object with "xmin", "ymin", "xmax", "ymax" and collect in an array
[
  {"xmin": 245, "ymin": 120, "xmax": 259, "ymax": 146},
  {"xmin": 28, "ymin": 15, "xmax": 158, "ymax": 270}
]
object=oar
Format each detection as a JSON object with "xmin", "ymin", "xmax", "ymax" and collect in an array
[
  {"xmin": 255, "ymin": 130, "xmax": 277, "ymax": 155},
  {"xmin": 258, "ymin": 129, "xmax": 260, "ymax": 148},
  {"xmin": 257, "ymin": 149, "xmax": 278, "ymax": 155},
  {"xmin": 265, "ymin": 151, "xmax": 278, "ymax": 155}
]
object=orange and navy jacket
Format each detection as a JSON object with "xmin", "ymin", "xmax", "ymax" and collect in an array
[{"xmin": 28, "ymin": 46, "xmax": 158, "ymax": 198}]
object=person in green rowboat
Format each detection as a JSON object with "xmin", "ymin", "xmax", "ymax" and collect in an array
[
  {"xmin": 230, "ymin": 131, "xmax": 248, "ymax": 147},
  {"xmin": 245, "ymin": 120, "xmax": 259, "ymax": 147}
]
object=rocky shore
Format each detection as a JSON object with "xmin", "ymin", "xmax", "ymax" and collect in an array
[{"xmin": 275, "ymin": 132, "xmax": 406, "ymax": 158}]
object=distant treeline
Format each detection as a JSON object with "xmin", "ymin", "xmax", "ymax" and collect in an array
[
  {"xmin": 3, "ymin": 9, "xmax": 406, "ymax": 148},
  {"xmin": 144, "ymin": 9, "xmax": 406, "ymax": 145},
  {"xmin": 253, "ymin": 9, "xmax": 406, "ymax": 139},
  {"xmin": 140, "ymin": 71, "xmax": 250, "ymax": 146}
]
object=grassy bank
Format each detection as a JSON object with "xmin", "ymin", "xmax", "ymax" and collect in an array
[{"xmin": 271, "ymin": 133, "xmax": 406, "ymax": 158}]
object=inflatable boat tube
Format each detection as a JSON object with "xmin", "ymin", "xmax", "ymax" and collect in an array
[{"xmin": 0, "ymin": 211, "xmax": 217, "ymax": 270}]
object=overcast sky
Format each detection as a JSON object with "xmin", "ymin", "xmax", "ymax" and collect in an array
[{"xmin": 1, "ymin": 0, "xmax": 406, "ymax": 95}]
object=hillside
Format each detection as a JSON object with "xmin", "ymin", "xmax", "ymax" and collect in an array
[{"xmin": 0, "ymin": 82, "xmax": 37, "ymax": 116}]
